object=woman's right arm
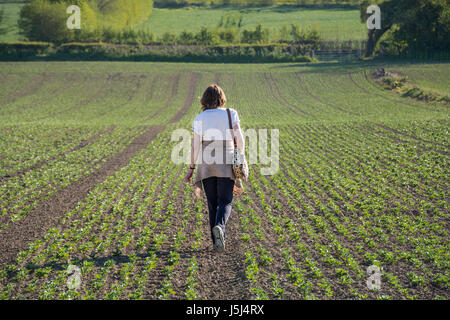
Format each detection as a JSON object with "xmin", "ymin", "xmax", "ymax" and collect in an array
[
  {"xmin": 191, "ymin": 131, "xmax": 201, "ymax": 167},
  {"xmin": 184, "ymin": 131, "xmax": 201, "ymax": 183}
]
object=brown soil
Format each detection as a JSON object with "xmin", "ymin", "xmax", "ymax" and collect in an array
[{"xmin": 191, "ymin": 205, "xmax": 251, "ymax": 299}]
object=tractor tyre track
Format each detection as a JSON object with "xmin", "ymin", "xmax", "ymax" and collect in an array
[
  {"xmin": 13, "ymin": 74, "xmax": 79, "ymax": 118},
  {"xmin": 374, "ymin": 122, "xmax": 449, "ymax": 147},
  {"xmin": 96, "ymin": 74, "xmax": 145, "ymax": 119},
  {"xmin": 214, "ymin": 73, "xmax": 220, "ymax": 85},
  {"xmin": 265, "ymin": 73, "xmax": 309, "ymax": 116},
  {"xmin": 0, "ymin": 73, "xmax": 49, "ymax": 106},
  {"xmin": 370, "ymin": 123, "xmax": 450, "ymax": 155},
  {"xmin": 169, "ymin": 73, "xmax": 201, "ymax": 124},
  {"xmin": 36, "ymin": 75, "xmax": 112, "ymax": 121},
  {"xmin": 294, "ymin": 72, "xmax": 359, "ymax": 116},
  {"xmin": 145, "ymin": 74, "xmax": 180, "ymax": 122}
]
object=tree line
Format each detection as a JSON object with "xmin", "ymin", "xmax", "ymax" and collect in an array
[{"xmin": 56, "ymin": 23, "xmax": 321, "ymax": 46}]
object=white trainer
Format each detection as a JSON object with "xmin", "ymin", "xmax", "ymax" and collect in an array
[{"xmin": 212, "ymin": 225, "xmax": 225, "ymax": 252}]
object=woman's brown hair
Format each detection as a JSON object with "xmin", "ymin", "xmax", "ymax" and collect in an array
[{"xmin": 200, "ymin": 84, "xmax": 227, "ymax": 111}]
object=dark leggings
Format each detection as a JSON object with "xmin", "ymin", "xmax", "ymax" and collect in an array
[{"xmin": 202, "ymin": 177, "xmax": 235, "ymax": 244}]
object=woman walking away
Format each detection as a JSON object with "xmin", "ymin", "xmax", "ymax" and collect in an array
[{"xmin": 184, "ymin": 84, "xmax": 247, "ymax": 252}]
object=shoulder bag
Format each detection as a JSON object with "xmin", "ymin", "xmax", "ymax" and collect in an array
[{"xmin": 226, "ymin": 108, "xmax": 248, "ymax": 181}]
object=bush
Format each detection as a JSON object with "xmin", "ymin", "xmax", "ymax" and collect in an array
[
  {"xmin": 0, "ymin": 41, "xmax": 313, "ymax": 62},
  {"xmin": 18, "ymin": 0, "xmax": 153, "ymax": 43},
  {"xmin": 18, "ymin": 0, "xmax": 73, "ymax": 43},
  {"xmin": 241, "ymin": 24, "xmax": 269, "ymax": 44},
  {"xmin": 0, "ymin": 41, "xmax": 53, "ymax": 58}
]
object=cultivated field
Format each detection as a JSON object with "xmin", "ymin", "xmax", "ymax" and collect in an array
[{"xmin": 0, "ymin": 60, "xmax": 448, "ymax": 300}]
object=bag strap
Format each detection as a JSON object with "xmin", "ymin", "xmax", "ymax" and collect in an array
[{"xmin": 226, "ymin": 108, "xmax": 237, "ymax": 147}]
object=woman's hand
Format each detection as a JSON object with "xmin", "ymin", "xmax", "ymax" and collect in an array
[
  {"xmin": 194, "ymin": 187, "xmax": 201, "ymax": 199},
  {"xmin": 233, "ymin": 178, "xmax": 244, "ymax": 196},
  {"xmin": 183, "ymin": 167, "xmax": 194, "ymax": 183}
]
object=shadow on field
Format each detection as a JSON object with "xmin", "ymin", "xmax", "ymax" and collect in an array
[
  {"xmin": 270, "ymin": 59, "xmax": 450, "ymax": 74},
  {"xmin": 198, "ymin": 3, "xmax": 359, "ymax": 13},
  {"xmin": 5, "ymin": 245, "xmax": 205, "ymax": 277}
]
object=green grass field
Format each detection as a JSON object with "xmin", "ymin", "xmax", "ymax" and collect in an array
[
  {"xmin": 0, "ymin": 60, "xmax": 448, "ymax": 300},
  {"xmin": 0, "ymin": 3, "xmax": 367, "ymax": 42},
  {"xmin": 392, "ymin": 63, "xmax": 450, "ymax": 96},
  {"xmin": 137, "ymin": 5, "xmax": 367, "ymax": 41},
  {"xmin": 0, "ymin": 2, "xmax": 25, "ymax": 41}
]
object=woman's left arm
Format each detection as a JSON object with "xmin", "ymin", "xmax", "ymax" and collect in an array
[
  {"xmin": 233, "ymin": 122, "xmax": 245, "ymax": 155},
  {"xmin": 234, "ymin": 122, "xmax": 249, "ymax": 181}
]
